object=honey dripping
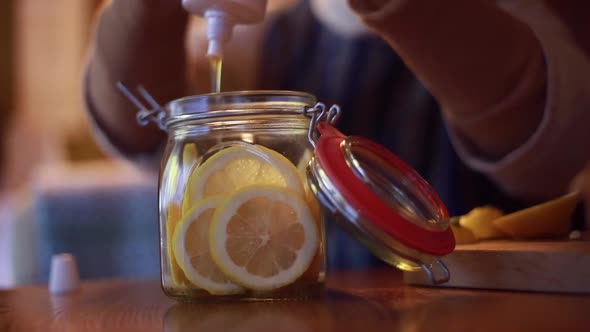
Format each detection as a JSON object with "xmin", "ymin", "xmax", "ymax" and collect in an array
[{"xmin": 209, "ymin": 55, "xmax": 222, "ymax": 93}]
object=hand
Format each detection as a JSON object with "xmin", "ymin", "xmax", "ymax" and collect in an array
[
  {"xmin": 106, "ymin": 0, "xmax": 187, "ymax": 23},
  {"xmin": 100, "ymin": 0, "xmax": 189, "ymax": 41}
]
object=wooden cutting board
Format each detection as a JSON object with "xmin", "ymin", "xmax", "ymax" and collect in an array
[{"xmin": 403, "ymin": 240, "xmax": 590, "ymax": 294}]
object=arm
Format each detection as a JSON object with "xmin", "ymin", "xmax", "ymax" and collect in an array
[
  {"xmin": 349, "ymin": 0, "xmax": 545, "ymax": 159},
  {"xmin": 85, "ymin": 0, "xmax": 189, "ymax": 160},
  {"xmin": 350, "ymin": 0, "xmax": 590, "ymax": 201}
]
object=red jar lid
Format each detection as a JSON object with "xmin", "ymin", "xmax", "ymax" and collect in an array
[{"xmin": 308, "ymin": 122, "xmax": 455, "ymax": 283}]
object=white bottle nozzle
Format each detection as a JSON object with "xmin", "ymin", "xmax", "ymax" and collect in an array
[
  {"xmin": 207, "ymin": 39, "xmax": 223, "ymax": 59},
  {"xmin": 205, "ymin": 9, "xmax": 234, "ymax": 59}
]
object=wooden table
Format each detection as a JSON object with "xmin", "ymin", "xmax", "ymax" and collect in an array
[{"xmin": 1, "ymin": 268, "xmax": 589, "ymax": 332}]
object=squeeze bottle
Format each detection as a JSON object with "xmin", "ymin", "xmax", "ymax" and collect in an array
[{"xmin": 182, "ymin": 0, "xmax": 268, "ymax": 58}]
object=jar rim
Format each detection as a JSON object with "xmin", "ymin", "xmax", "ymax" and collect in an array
[
  {"xmin": 162, "ymin": 90, "xmax": 318, "ymax": 129},
  {"xmin": 167, "ymin": 90, "xmax": 317, "ymax": 116}
]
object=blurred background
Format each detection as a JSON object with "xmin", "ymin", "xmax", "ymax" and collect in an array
[{"xmin": 0, "ymin": 1, "xmax": 159, "ymax": 287}]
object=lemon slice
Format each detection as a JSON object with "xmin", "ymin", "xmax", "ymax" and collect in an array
[
  {"xmin": 173, "ymin": 197, "xmax": 244, "ymax": 295},
  {"xmin": 209, "ymin": 185, "xmax": 319, "ymax": 291},
  {"xmin": 183, "ymin": 145, "xmax": 304, "ymax": 213},
  {"xmin": 166, "ymin": 204, "xmax": 191, "ymax": 286},
  {"xmin": 450, "ymin": 224, "xmax": 478, "ymax": 245},
  {"xmin": 493, "ymin": 191, "xmax": 580, "ymax": 239},
  {"xmin": 458, "ymin": 206, "xmax": 506, "ymax": 240}
]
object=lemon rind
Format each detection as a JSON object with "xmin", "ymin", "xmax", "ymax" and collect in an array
[
  {"xmin": 182, "ymin": 144, "xmax": 305, "ymax": 213},
  {"xmin": 209, "ymin": 185, "xmax": 319, "ymax": 291},
  {"xmin": 173, "ymin": 196, "xmax": 245, "ymax": 295}
]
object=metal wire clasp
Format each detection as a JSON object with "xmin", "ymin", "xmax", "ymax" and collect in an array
[
  {"xmin": 420, "ymin": 260, "xmax": 451, "ymax": 285},
  {"xmin": 116, "ymin": 82, "xmax": 167, "ymax": 130},
  {"xmin": 305, "ymin": 103, "xmax": 341, "ymax": 149}
]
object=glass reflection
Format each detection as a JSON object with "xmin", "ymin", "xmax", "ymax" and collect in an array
[{"xmin": 163, "ymin": 291, "xmax": 396, "ymax": 332}]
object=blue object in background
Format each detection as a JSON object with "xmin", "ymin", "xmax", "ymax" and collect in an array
[{"xmin": 29, "ymin": 183, "xmax": 161, "ymax": 283}]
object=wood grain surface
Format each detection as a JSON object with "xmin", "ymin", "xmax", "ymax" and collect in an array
[
  {"xmin": 1, "ymin": 268, "xmax": 589, "ymax": 332},
  {"xmin": 404, "ymin": 240, "xmax": 590, "ymax": 294}
]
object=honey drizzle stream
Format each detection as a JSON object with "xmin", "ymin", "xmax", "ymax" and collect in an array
[{"xmin": 209, "ymin": 55, "xmax": 223, "ymax": 93}]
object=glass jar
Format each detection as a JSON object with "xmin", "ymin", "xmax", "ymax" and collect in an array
[
  {"xmin": 157, "ymin": 91, "xmax": 325, "ymax": 301},
  {"xmin": 119, "ymin": 86, "xmax": 456, "ymax": 303}
]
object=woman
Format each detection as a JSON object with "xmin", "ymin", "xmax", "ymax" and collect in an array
[{"xmin": 84, "ymin": 0, "xmax": 590, "ymax": 267}]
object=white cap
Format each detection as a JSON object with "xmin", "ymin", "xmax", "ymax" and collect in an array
[
  {"xmin": 49, "ymin": 253, "xmax": 80, "ymax": 294},
  {"xmin": 205, "ymin": 9, "xmax": 234, "ymax": 58}
]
